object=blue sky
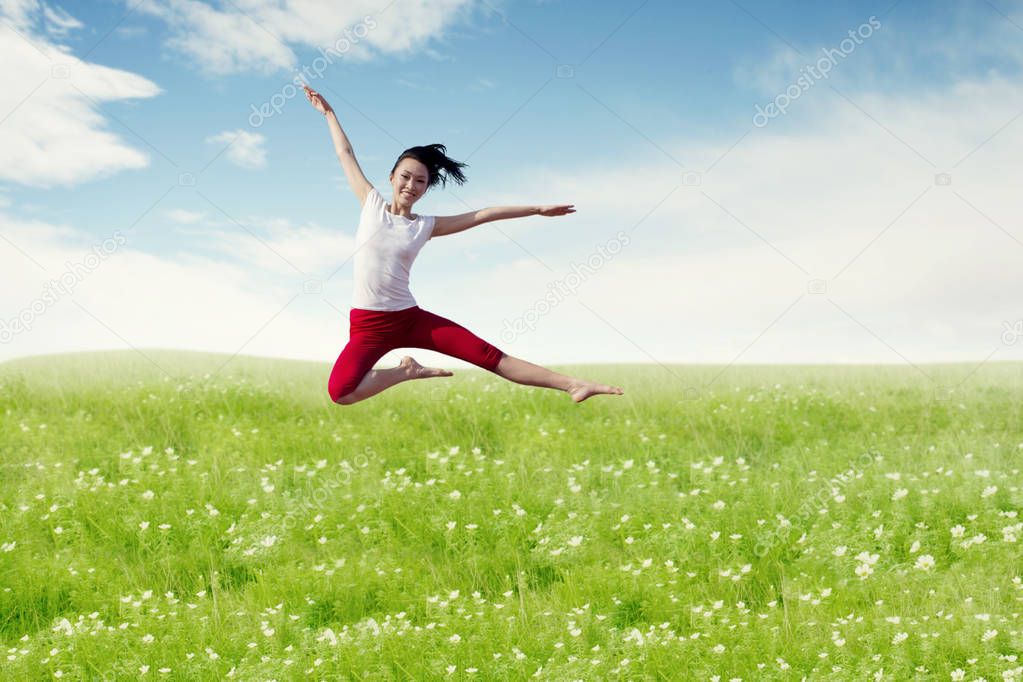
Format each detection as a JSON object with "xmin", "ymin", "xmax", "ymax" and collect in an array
[{"xmin": 2, "ymin": 0, "xmax": 1022, "ymax": 375}]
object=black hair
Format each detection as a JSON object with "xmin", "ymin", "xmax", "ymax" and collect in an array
[{"xmin": 390, "ymin": 143, "xmax": 468, "ymax": 191}]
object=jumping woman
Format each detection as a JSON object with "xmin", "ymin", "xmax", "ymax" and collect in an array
[{"xmin": 304, "ymin": 85, "xmax": 624, "ymax": 405}]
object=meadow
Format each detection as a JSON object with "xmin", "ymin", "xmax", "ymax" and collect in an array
[{"xmin": 1, "ymin": 351, "xmax": 1021, "ymax": 680}]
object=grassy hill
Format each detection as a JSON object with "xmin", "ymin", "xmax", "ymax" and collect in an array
[{"xmin": 1, "ymin": 351, "xmax": 1021, "ymax": 679}]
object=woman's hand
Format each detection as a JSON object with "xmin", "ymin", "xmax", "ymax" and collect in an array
[
  {"xmin": 536, "ymin": 204, "xmax": 575, "ymax": 217},
  {"xmin": 303, "ymin": 85, "xmax": 333, "ymax": 115}
]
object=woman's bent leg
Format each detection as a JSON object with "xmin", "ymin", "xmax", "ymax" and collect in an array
[
  {"xmin": 330, "ymin": 307, "xmax": 459, "ymax": 405},
  {"xmin": 338, "ymin": 356, "xmax": 452, "ymax": 405},
  {"xmin": 327, "ymin": 337, "xmax": 392, "ymax": 404}
]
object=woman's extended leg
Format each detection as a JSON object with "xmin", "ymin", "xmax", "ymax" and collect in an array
[
  {"xmin": 493, "ymin": 354, "xmax": 624, "ymax": 403},
  {"xmin": 407, "ymin": 308, "xmax": 624, "ymax": 403}
]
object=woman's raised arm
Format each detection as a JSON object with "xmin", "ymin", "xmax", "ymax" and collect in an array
[{"xmin": 303, "ymin": 85, "xmax": 373, "ymax": 205}]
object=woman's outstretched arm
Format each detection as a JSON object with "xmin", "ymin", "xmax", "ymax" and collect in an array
[
  {"xmin": 432, "ymin": 204, "xmax": 575, "ymax": 238},
  {"xmin": 303, "ymin": 85, "xmax": 373, "ymax": 205}
]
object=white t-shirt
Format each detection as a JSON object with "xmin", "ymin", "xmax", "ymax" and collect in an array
[{"xmin": 351, "ymin": 186, "xmax": 435, "ymax": 311}]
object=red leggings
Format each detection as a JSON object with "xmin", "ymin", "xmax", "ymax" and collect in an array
[{"xmin": 328, "ymin": 305, "xmax": 506, "ymax": 402}]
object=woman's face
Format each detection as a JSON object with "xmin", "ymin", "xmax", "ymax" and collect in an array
[{"xmin": 390, "ymin": 158, "xmax": 430, "ymax": 208}]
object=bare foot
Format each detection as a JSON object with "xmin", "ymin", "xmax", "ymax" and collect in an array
[
  {"xmin": 400, "ymin": 355, "xmax": 453, "ymax": 380},
  {"xmin": 566, "ymin": 380, "xmax": 624, "ymax": 403}
]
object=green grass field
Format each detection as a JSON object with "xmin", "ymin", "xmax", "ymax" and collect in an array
[{"xmin": 1, "ymin": 351, "xmax": 1021, "ymax": 680}]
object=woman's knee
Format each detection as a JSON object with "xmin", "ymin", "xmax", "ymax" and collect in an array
[
  {"xmin": 328, "ymin": 378, "xmax": 358, "ymax": 405},
  {"xmin": 333, "ymin": 391, "xmax": 358, "ymax": 405}
]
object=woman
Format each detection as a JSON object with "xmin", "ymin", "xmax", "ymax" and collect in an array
[{"xmin": 304, "ymin": 85, "xmax": 624, "ymax": 405}]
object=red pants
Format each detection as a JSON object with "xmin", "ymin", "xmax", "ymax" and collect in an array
[{"xmin": 328, "ymin": 305, "xmax": 506, "ymax": 402}]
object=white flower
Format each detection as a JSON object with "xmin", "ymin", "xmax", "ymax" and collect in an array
[
  {"xmin": 141, "ymin": 490, "xmax": 155, "ymax": 500},
  {"xmin": 260, "ymin": 535, "xmax": 277, "ymax": 547},
  {"xmin": 950, "ymin": 670, "xmax": 965, "ymax": 681},
  {"xmin": 449, "ymin": 633, "xmax": 461, "ymax": 644},
  {"xmin": 961, "ymin": 533, "xmax": 987, "ymax": 548},
  {"xmin": 950, "ymin": 524, "xmax": 966, "ymax": 538},
  {"xmin": 982, "ymin": 629, "xmax": 998, "ymax": 642},
  {"xmin": 914, "ymin": 554, "xmax": 935, "ymax": 571},
  {"xmin": 982, "ymin": 485, "xmax": 998, "ymax": 498},
  {"xmin": 892, "ymin": 488, "xmax": 908, "ymax": 501},
  {"xmin": 567, "ymin": 536, "xmax": 583, "ymax": 547},
  {"xmin": 448, "ymin": 490, "xmax": 461, "ymax": 500},
  {"xmin": 856, "ymin": 563, "xmax": 874, "ymax": 579},
  {"xmin": 833, "ymin": 545, "xmax": 847, "ymax": 557},
  {"xmin": 909, "ymin": 540, "xmax": 920, "ymax": 554},
  {"xmin": 855, "ymin": 551, "xmax": 880, "ymax": 565},
  {"xmin": 892, "ymin": 631, "xmax": 908, "ymax": 645}
]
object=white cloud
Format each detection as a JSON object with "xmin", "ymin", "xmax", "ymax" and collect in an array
[
  {"xmin": 1, "ymin": 0, "xmax": 42, "ymax": 32},
  {"xmin": 165, "ymin": 208, "xmax": 206, "ymax": 224},
  {"xmin": 39, "ymin": 2, "xmax": 82, "ymax": 37},
  {"xmin": 177, "ymin": 215, "xmax": 358, "ymax": 276},
  {"xmin": 205, "ymin": 129, "xmax": 267, "ymax": 169},
  {"xmin": 135, "ymin": 0, "xmax": 478, "ymax": 76},
  {"xmin": 0, "ymin": 207, "xmax": 353, "ymax": 372},
  {"xmin": 0, "ymin": 1, "xmax": 162, "ymax": 188},
  {"xmin": 113, "ymin": 24, "xmax": 147, "ymax": 39}
]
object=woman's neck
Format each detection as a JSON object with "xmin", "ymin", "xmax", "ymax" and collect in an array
[{"xmin": 387, "ymin": 199, "xmax": 416, "ymax": 220}]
